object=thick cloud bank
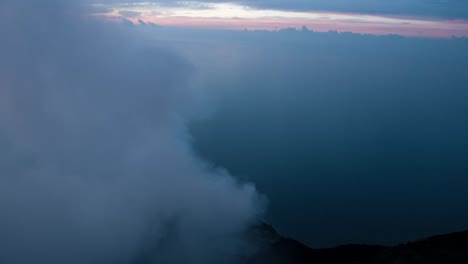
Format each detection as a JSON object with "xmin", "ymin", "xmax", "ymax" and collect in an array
[{"xmin": 0, "ymin": 1, "xmax": 260, "ymax": 264}]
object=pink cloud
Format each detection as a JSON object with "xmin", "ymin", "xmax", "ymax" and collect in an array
[
  {"xmin": 127, "ymin": 16, "xmax": 468, "ymax": 38},
  {"xmin": 95, "ymin": 2, "xmax": 468, "ymax": 38}
]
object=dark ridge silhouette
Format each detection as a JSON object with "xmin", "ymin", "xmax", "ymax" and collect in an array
[{"xmin": 247, "ymin": 223, "xmax": 468, "ymax": 264}]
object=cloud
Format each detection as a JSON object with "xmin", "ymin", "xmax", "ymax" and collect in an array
[
  {"xmin": 110, "ymin": 0, "xmax": 468, "ymax": 19},
  {"xmin": 0, "ymin": 1, "xmax": 262, "ymax": 263},
  {"xmin": 119, "ymin": 10, "xmax": 142, "ymax": 17},
  {"xmin": 101, "ymin": 2, "xmax": 468, "ymax": 38},
  {"xmin": 217, "ymin": 0, "xmax": 468, "ymax": 18}
]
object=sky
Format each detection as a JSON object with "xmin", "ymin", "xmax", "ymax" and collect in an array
[
  {"xmin": 93, "ymin": 1, "xmax": 468, "ymax": 37},
  {"xmin": 1, "ymin": 0, "xmax": 468, "ymax": 262}
]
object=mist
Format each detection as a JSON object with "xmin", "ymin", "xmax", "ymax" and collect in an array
[
  {"xmin": 0, "ymin": 1, "xmax": 261, "ymax": 263},
  {"xmin": 164, "ymin": 29, "xmax": 468, "ymax": 247}
]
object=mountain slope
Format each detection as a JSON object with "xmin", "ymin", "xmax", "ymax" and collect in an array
[{"xmin": 248, "ymin": 223, "xmax": 468, "ymax": 264}]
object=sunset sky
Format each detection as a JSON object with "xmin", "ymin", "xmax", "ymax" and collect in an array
[
  {"xmin": 2, "ymin": 1, "xmax": 468, "ymax": 262},
  {"xmin": 93, "ymin": 1, "xmax": 468, "ymax": 37}
]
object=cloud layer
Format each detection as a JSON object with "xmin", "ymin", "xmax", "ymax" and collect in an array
[
  {"xmin": 0, "ymin": 1, "xmax": 261, "ymax": 263},
  {"xmin": 97, "ymin": 2, "xmax": 468, "ymax": 38},
  {"xmin": 101, "ymin": 0, "xmax": 468, "ymax": 18},
  {"xmin": 232, "ymin": 0, "xmax": 468, "ymax": 18}
]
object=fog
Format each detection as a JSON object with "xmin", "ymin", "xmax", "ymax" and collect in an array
[
  {"xmin": 146, "ymin": 28, "xmax": 468, "ymax": 247},
  {"xmin": 2, "ymin": 0, "xmax": 468, "ymax": 261},
  {"xmin": 0, "ymin": 1, "xmax": 261, "ymax": 263}
]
